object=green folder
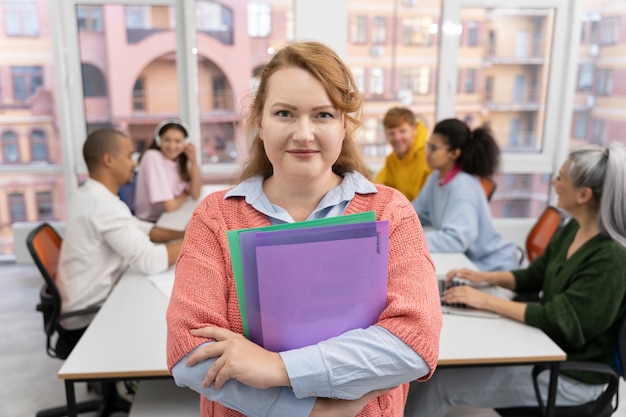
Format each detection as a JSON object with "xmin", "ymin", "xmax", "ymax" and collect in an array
[{"xmin": 227, "ymin": 211, "xmax": 377, "ymax": 337}]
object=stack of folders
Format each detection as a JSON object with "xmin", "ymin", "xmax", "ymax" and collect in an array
[{"xmin": 227, "ymin": 211, "xmax": 390, "ymax": 352}]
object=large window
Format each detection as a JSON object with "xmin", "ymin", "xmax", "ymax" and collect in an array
[{"xmin": 2, "ymin": 0, "xmax": 622, "ymax": 258}]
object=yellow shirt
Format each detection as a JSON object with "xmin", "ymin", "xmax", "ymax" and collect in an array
[{"xmin": 375, "ymin": 122, "xmax": 431, "ymax": 201}]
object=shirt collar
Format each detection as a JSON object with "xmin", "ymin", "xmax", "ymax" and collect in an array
[
  {"xmin": 225, "ymin": 171, "xmax": 377, "ymax": 222},
  {"xmin": 438, "ymin": 164, "xmax": 461, "ymax": 186}
]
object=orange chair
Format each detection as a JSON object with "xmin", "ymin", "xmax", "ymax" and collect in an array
[
  {"xmin": 480, "ymin": 177, "xmax": 497, "ymax": 202},
  {"xmin": 525, "ymin": 206, "xmax": 565, "ymax": 264},
  {"xmin": 27, "ymin": 223, "xmax": 130, "ymax": 417}
]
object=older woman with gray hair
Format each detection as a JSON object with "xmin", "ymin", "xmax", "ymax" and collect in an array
[{"xmin": 405, "ymin": 143, "xmax": 626, "ymax": 417}]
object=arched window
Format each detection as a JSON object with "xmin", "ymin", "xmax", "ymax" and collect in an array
[
  {"xmin": 81, "ymin": 63, "xmax": 107, "ymax": 97},
  {"xmin": 2, "ymin": 131, "xmax": 20, "ymax": 163},
  {"xmin": 30, "ymin": 129, "xmax": 48, "ymax": 161}
]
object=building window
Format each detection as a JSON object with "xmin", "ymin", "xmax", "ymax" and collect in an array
[
  {"xmin": 589, "ymin": 20, "xmax": 600, "ymax": 44},
  {"xmin": 247, "ymin": 3, "xmax": 271, "ymax": 37},
  {"xmin": 8, "ymin": 192, "xmax": 26, "ymax": 222},
  {"xmin": 580, "ymin": 20, "xmax": 586, "ymax": 43},
  {"xmin": 485, "ymin": 76, "xmax": 494, "ymax": 101},
  {"xmin": 125, "ymin": 5, "xmax": 151, "ymax": 29},
  {"xmin": 573, "ymin": 112, "xmax": 588, "ymax": 139},
  {"xmin": 596, "ymin": 68, "xmax": 613, "ymax": 95},
  {"xmin": 352, "ymin": 68, "xmax": 365, "ymax": 94},
  {"xmin": 81, "ymin": 63, "xmax": 107, "ymax": 97},
  {"xmin": 464, "ymin": 68, "xmax": 476, "ymax": 93},
  {"xmin": 400, "ymin": 67, "xmax": 430, "ymax": 95},
  {"xmin": 369, "ymin": 68, "xmax": 385, "ymax": 95},
  {"xmin": 36, "ymin": 191, "xmax": 54, "ymax": 220},
  {"xmin": 600, "ymin": 16, "xmax": 620, "ymax": 45},
  {"xmin": 11, "ymin": 66, "xmax": 43, "ymax": 101},
  {"xmin": 2, "ymin": 130, "xmax": 19, "ymax": 162},
  {"xmin": 577, "ymin": 64, "xmax": 593, "ymax": 92},
  {"xmin": 4, "ymin": 1, "xmax": 39, "ymax": 36},
  {"xmin": 509, "ymin": 119, "xmax": 521, "ymax": 147},
  {"xmin": 488, "ymin": 30, "xmax": 496, "ymax": 55},
  {"xmin": 76, "ymin": 5, "xmax": 103, "ymax": 32},
  {"xmin": 132, "ymin": 77, "xmax": 145, "ymax": 111},
  {"xmin": 590, "ymin": 118, "xmax": 605, "ymax": 145},
  {"xmin": 466, "ymin": 21, "xmax": 478, "ymax": 46},
  {"xmin": 372, "ymin": 17, "xmax": 386, "ymax": 45},
  {"xmin": 350, "ymin": 16, "xmax": 367, "ymax": 44},
  {"xmin": 196, "ymin": 1, "xmax": 233, "ymax": 44},
  {"xmin": 213, "ymin": 77, "xmax": 227, "ymax": 109},
  {"xmin": 402, "ymin": 17, "xmax": 434, "ymax": 46},
  {"xmin": 30, "ymin": 129, "xmax": 48, "ymax": 161}
]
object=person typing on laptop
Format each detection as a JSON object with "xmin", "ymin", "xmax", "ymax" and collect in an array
[
  {"xmin": 57, "ymin": 128, "xmax": 185, "ymax": 346},
  {"xmin": 405, "ymin": 143, "xmax": 626, "ymax": 416}
]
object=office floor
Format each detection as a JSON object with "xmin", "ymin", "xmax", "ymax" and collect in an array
[{"xmin": 2, "ymin": 263, "xmax": 624, "ymax": 417}]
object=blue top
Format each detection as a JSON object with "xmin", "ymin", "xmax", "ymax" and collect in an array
[
  {"xmin": 412, "ymin": 170, "xmax": 518, "ymax": 272},
  {"xmin": 171, "ymin": 172, "xmax": 430, "ymax": 416}
]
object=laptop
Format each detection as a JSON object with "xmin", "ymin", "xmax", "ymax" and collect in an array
[{"xmin": 438, "ymin": 278, "xmax": 501, "ymax": 319}]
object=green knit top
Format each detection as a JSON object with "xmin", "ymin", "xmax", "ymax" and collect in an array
[{"xmin": 513, "ymin": 219, "xmax": 626, "ymax": 384}]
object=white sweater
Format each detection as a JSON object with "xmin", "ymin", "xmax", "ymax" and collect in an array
[{"xmin": 58, "ymin": 178, "xmax": 168, "ymax": 329}]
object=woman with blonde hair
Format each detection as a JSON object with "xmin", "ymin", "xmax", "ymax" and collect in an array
[{"xmin": 166, "ymin": 41, "xmax": 441, "ymax": 417}]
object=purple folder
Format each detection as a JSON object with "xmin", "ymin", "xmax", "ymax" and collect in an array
[{"xmin": 242, "ymin": 220, "xmax": 389, "ymax": 351}]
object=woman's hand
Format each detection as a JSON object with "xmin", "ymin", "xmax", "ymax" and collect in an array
[
  {"xmin": 184, "ymin": 143, "xmax": 197, "ymax": 163},
  {"xmin": 186, "ymin": 326, "xmax": 289, "ymax": 390},
  {"xmin": 441, "ymin": 284, "xmax": 491, "ymax": 311},
  {"xmin": 310, "ymin": 388, "xmax": 394, "ymax": 417},
  {"xmin": 445, "ymin": 268, "xmax": 489, "ymax": 286}
]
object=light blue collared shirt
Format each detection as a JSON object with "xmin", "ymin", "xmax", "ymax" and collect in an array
[
  {"xmin": 224, "ymin": 171, "xmax": 377, "ymax": 224},
  {"xmin": 172, "ymin": 172, "xmax": 429, "ymax": 417}
]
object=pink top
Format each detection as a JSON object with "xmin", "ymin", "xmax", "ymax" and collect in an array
[{"xmin": 134, "ymin": 149, "xmax": 189, "ymax": 222}]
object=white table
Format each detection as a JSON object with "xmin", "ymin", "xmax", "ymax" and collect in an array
[
  {"xmin": 59, "ymin": 255, "xmax": 565, "ymax": 417},
  {"xmin": 431, "ymin": 252, "xmax": 478, "ymax": 278},
  {"xmin": 156, "ymin": 184, "xmax": 229, "ymax": 231}
]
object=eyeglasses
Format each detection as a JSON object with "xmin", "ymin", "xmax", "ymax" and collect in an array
[{"xmin": 426, "ymin": 142, "xmax": 449, "ymax": 153}]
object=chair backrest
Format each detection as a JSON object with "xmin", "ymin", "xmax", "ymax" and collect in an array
[
  {"xmin": 26, "ymin": 222, "xmax": 64, "ymax": 357},
  {"xmin": 118, "ymin": 171, "xmax": 137, "ymax": 214},
  {"xmin": 480, "ymin": 177, "xmax": 497, "ymax": 202},
  {"xmin": 526, "ymin": 206, "xmax": 565, "ymax": 263}
]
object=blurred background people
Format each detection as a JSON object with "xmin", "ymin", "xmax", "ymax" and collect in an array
[
  {"xmin": 134, "ymin": 119, "xmax": 202, "ymax": 222},
  {"xmin": 375, "ymin": 107, "xmax": 431, "ymax": 201}
]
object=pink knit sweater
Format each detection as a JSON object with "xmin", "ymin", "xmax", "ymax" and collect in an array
[{"xmin": 166, "ymin": 184, "xmax": 442, "ymax": 417}]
